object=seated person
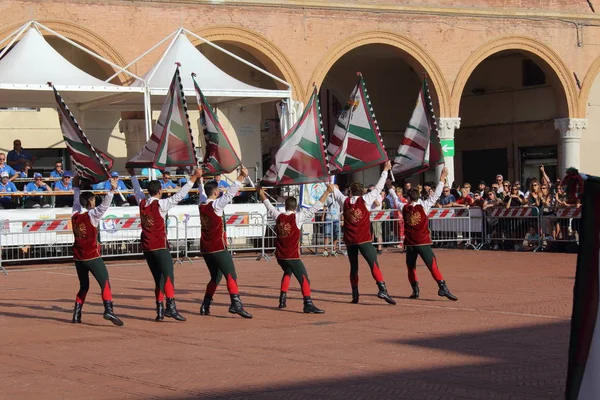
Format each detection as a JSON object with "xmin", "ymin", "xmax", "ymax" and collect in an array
[
  {"xmin": 53, "ymin": 171, "xmax": 74, "ymax": 207},
  {"xmin": 160, "ymin": 171, "xmax": 178, "ymax": 198},
  {"xmin": 50, "ymin": 161, "xmax": 65, "ymax": 178},
  {"xmin": 24, "ymin": 173, "xmax": 52, "ymax": 208},
  {"xmin": 17, "ymin": 161, "xmax": 32, "ymax": 179},
  {"xmin": 0, "ymin": 171, "xmax": 19, "ymax": 209},
  {"xmin": 94, "ymin": 172, "xmax": 130, "ymax": 206}
]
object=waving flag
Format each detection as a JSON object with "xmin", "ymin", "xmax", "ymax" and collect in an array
[
  {"xmin": 51, "ymin": 85, "xmax": 113, "ymax": 184},
  {"xmin": 392, "ymin": 76, "xmax": 444, "ymax": 178},
  {"xmin": 261, "ymin": 87, "xmax": 329, "ymax": 186},
  {"xmin": 327, "ymin": 74, "xmax": 388, "ymax": 174},
  {"xmin": 126, "ymin": 65, "xmax": 197, "ymax": 169},
  {"xmin": 192, "ymin": 74, "xmax": 241, "ymax": 174},
  {"xmin": 566, "ymin": 174, "xmax": 600, "ymax": 400}
]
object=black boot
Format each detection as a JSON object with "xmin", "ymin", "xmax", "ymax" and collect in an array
[
  {"xmin": 409, "ymin": 282, "xmax": 420, "ymax": 299},
  {"xmin": 228, "ymin": 294, "xmax": 253, "ymax": 318},
  {"xmin": 155, "ymin": 301, "xmax": 164, "ymax": 321},
  {"xmin": 165, "ymin": 298, "xmax": 186, "ymax": 321},
  {"xmin": 72, "ymin": 302, "xmax": 82, "ymax": 323},
  {"xmin": 351, "ymin": 286, "xmax": 359, "ymax": 304},
  {"xmin": 303, "ymin": 297, "xmax": 325, "ymax": 314},
  {"xmin": 376, "ymin": 282, "xmax": 397, "ymax": 305},
  {"xmin": 437, "ymin": 280, "xmax": 458, "ymax": 301},
  {"xmin": 278, "ymin": 291, "xmax": 287, "ymax": 309},
  {"xmin": 103, "ymin": 301, "xmax": 124, "ymax": 326},
  {"xmin": 200, "ymin": 295, "xmax": 212, "ymax": 315}
]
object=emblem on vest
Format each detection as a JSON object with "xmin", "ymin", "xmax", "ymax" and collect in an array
[
  {"xmin": 200, "ymin": 213, "xmax": 211, "ymax": 231},
  {"xmin": 141, "ymin": 214, "xmax": 154, "ymax": 230},
  {"xmin": 406, "ymin": 210, "xmax": 422, "ymax": 226},
  {"xmin": 276, "ymin": 221, "xmax": 292, "ymax": 238},
  {"xmin": 73, "ymin": 223, "xmax": 87, "ymax": 239},
  {"xmin": 346, "ymin": 208, "xmax": 363, "ymax": 224}
]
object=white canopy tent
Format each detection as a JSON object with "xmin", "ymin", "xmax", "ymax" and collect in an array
[{"xmin": 0, "ymin": 21, "xmax": 145, "ymax": 112}]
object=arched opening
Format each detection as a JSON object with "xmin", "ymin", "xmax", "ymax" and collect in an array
[
  {"xmin": 581, "ymin": 60, "xmax": 600, "ymax": 176},
  {"xmin": 455, "ymin": 49, "xmax": 570, "ymax": 188},
  {"xmin": 319, "ymin": 43, "xmax": 443, "ymax": 188}
]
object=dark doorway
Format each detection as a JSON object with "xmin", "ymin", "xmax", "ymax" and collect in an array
[{"xmin": 462, "ymin": 148, "xmax": 508, "ymax": 186}]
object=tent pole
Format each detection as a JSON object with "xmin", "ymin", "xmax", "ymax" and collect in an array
[
  {"xmin": 0, "ymin": 21, "xmax": 33, "ymax": 60},
  {"xmin": 185, "ymin": 29, "xmax": 291, "ymax": 90},
  {"xmin": 144, "ymin": 85, "xmax": 154, "ymax": 181},
  {"xmin": 146, "ymin": 28, "xmax": 184, "ymax": 85},
  {"xmin": 104, "ymin": 29, "xmax": 178, "ymax": 84}
]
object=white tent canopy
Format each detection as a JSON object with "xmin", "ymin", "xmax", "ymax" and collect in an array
[
  {"xmin": 113, "ymin": 28, "xmax": 291, "ymax": 109},
  {"xmin": 0, "ymin": 21, "xmax": 144, "ymax": 110}
]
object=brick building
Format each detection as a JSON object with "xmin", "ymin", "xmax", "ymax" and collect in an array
[{"xmin": 1, "ymin": 0, "xmax": 599, "ymax": 186}]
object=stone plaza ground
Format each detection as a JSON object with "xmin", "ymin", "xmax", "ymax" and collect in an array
[{"xmin": 0, "ymin": 249, "xmax": 575, "ymax": 400}]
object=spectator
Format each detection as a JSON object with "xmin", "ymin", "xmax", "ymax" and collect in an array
[
  {"xmin": 422, "ymin": 182, "xmax": 432, "ymax": 200},
  {"xmin": 94, "ymin": 172, "xmax": 129, "ymax": 206},
  {"xmin": 522, "ymin": 227, "xmax": 540, "ymax": 252},
  {"xmin": 369, "ymin": 184, "xmax": 384, "ymax": 255},
  {"xmin": 0, "ymin": 152, "xmax": 18, "ymax": 181},
  {"xmin": 403, "ymin": 181, "xmax": 411, "ymax": 193},
  {"xmin": 495, "ymin": 174, "xmax": 505, "ymax": 193},
  {"xmin": 18, "ymin": 161, "xmax": 32, "ymax": 178},
  {"xmin": 24, "ymin": 172, "xmax": 52, "ymax": 208},
  {"xmin": 462, "ymin": 182, "xmax": 474, "ymax": 197},
  {"xmin": 540, "ymin": 165, "xmax": 552, "ymax": 189},
  {"xmin": 490, "ymin": 182, "xmax": 500, "ymax": 193},
  {"xmin": 450, "ymin": 182, "xmax": 460, "ymax": 199},
  {"xmin": 7, "ymin": 139, "xmax": 34, "ymax": 172},
  {"xmin": 53, "ymin": 171, "xmax": 74, "ymax": 207},
  {"xmin": 454, "ymin": 187, "xmax": 474, "ymax": 207},
  {"xmin": 526, "ymin": 179, "xmax": 542, "ymax": 208},
  {"xmin": 472, "ymin": 192, "xmax": 485, "ymax": 208},
  {"xmin": 437, "ymin": 186, "xmax": 456, "ymax": 208},
  {"xmin": 0, "ymin": 171, "xmax": 18, "ymax": 209},
  {"xmin": 160, "ymin": 171, "xmax": 178, "ymax": 190},
  {"xmin": 214, "ymin": 173, "xmax": 230, "ymax": 189},
  {"xmin": 477, "ymin": 181, "xmax": 486, "ymax": 196},
  {"xmin": 322, "ymin": 190, "xmax": 340, "ymax": 256},
  {"xmin": 504, "ymin": 183, "xmax": 525, "ymax": 208},
  {"xmin": 498, "ymin": 180, "xmax": 511, "ymax": 200},
  {"xmin": 483, "ymin": 190, "xmax": 502, "ymax": 210},
  {"xmin": 50, "ymin": 161, "xmax": 64, "ymax": 178},
  {"xmin": 514, "ymin": 180, "xmax": 525, "ymax": 197}
]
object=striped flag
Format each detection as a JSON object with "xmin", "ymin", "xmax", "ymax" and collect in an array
[
  {"xmin": 192, "ymin": 74, "xmax": 242, "ymax": 174},
  {"xmin": 261, "ymin": 87, "xmax": 329, "ymax": 186},
  {"xmin": 566, "ymin": 174, "xmax": 600, "ymax": 400},
  {"xmin": 327, "ymin": 74, "xmax": 388, "ymax": 174},
  {"xmin": 392, "ymin": 76, "xmax": 444, "ymax": 178},
  {"xmin": 52, "ymin": 85, "xmax": 113, "ymax": 184},
  {"xmin": 126, "ymin": 65, "xmax": 198, "ymax": 169}
]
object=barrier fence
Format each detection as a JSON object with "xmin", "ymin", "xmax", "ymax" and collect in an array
[{"xmin": 0, "ymin": 206, "xmax": 581, "ymax": 273}]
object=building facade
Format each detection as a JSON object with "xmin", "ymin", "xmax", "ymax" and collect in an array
[{"xmin": 1, "ymin": 0, "xmax": 599, "ymax": 186}]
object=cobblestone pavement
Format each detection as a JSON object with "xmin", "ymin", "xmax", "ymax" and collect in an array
[{"xmin": 0, "ymin": 250, "xmax": 575, "ymax": 399}]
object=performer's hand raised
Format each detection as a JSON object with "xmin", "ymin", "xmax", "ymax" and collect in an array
[
  {"xmin": 440, "ymin": 166, "xmax": 449, "ymax": 183},
  {"xmin": 325, "ymin": 183, "xmax": 335, "ymax": 193},
  {"xmin": 256, "ymin": 185, "xmax": 267, "ymax": 201},
  {"xmin": 239, "ymin": 166, "xmax": 249, "ymax": 178},
  {"xmin": 383, "ymin": 161, "xmax": 392, "ymax": 171},
  {"xmin": 189, "ymin": 168, "xmax": 202, "ymax": 182},
  {"xmin": 73, "ymin": 175, "xmax": 80, "ymax": 188}
]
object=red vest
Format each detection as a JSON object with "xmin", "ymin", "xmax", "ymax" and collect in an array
[
  {"xmin": 402, "ymin": 204, "xmax": 432, "ymax": 246},
  {"xmin": 72, "ymin": 212, "xmax": 101, "ymax": 261},
  {"xmin": 199, "ymin": 202, "xmax": 227, "ymax": 253},
  {"xmin": 275, "ymin": 213, "xmax": 301, "ymax": 260},
  {"xmin": 139, "ymin": 198, "xmax": 167, "ymax": 251},
  {"xmin": 343, "ymin": 197, "xmax": 371, "ymax": 245}
]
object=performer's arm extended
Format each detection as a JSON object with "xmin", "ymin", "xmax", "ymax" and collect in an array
[
  {"xmin": 362, "ymin": 161, "xmax": 391, "ymax": 207},
  {"xmin": 158, "ymin": 169, "xmax": 201, "ymax": 213},
  {"xmin": 212, "ymin": 167, "xmax": 247, "ymax": 214},
  {"xmin": 297, "ymin": 186, "xmax": 333, "ymax": 226},
  {"xmin": 422, "ymin": 167, "xmax": 448, "ymax": 213}
]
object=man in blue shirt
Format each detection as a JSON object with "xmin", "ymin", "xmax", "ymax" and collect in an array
[
  {"xmin": 50, "ymin": 161, "xmax": 64, "ymax": 178},
  {"xmin": 437, "ymin": 186, "xmax": 456, "ymax": 207},
  {"xmin": 95, "ymin": 172, "xmax": 130, "ymax": 206},
  {"xmin": 0, "ymin": 171, "xmax": 19, "ymax": 209},
  {"xmin": 0, "ymin": 152, "xmax": 19, "ymax": 181},
  {"xmin": 7, "ymin": 140, "xmax": 34, "ymax": 173},
  {"xmin": 160, "ymin": 171, "xmax": 178, "ymax": 190},
  {"xmin": 54, "ymin": 171, "xmax": 74, "ymax": 207},
  {"xmin": 24, "ymin": 173, "xmax": 52, "ymax": 208}
]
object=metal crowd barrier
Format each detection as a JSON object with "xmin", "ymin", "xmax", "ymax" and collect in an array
[
  {"xmin": 482, "ymin": 207, "xmax": 542, "ymax": 251},
  {"xmin": 539, "ymin": 207, "xmax": 581, "ymax": 251}
]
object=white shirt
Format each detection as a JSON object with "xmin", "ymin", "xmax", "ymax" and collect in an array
[
  {"xmin": 263, "ymin": 199, "xmax": 323, "ymax": 229},
  {"xmin": 331, "ymin": 171, "xmax": 388, "ymax": 209},
  {"xmin": 199, "ymin": 180, "xmax": 242, "ymax": 216},
  {"xmin": 371, "ymin": 194, "xmax": 384, "ymax": 211},
  {"xmin": 72, "ymin": 187, "xmax": 114, "ymax": 227},
  {"xmin": 389, "ymin": 181, "xmax": 444, "ymax": 215},
  {"xmin": 131, "ymin": 176, "xmax": 193, "ymax": 219}
]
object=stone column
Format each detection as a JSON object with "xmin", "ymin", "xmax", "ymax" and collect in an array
[
  {"xmin": 554, "ymin": 118, "xmax": 587, "ymax": 176},
  {"xmin": 436, "ymin": 117, "xmax": 461, "ymax": 186},
  {"xmin": 118, "ymin": 119, "xmax": 147, "ymax": 160}
]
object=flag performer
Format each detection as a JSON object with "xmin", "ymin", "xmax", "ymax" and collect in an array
[
  {"xmin": 328, "ymin": 160, "xmax": 396, "ymax": 305},
  {"xmin": 70, "ymin": 176, "xmax": 123, "ymax": 326},
  {"xmin": 387, "ymin": 166, "xmax": 458, "ymax": 301},
  {"xmin": 257, "ymin": 184, "xmax": 331, "ymax": 313},
  {"xmin": 128, "ymin": 167, "xmax": 202, "ymax": 321}
]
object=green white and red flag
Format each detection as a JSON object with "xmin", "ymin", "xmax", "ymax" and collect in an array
[
  {"xmin": 51, "ymin": 84, "xmax": 113, "ymax": 184},
  {"xmin": 261, "ymin": 87, "xmax": 329, "ymax": 186},
  {"xmin": 392, "ymin": 76, "xmax": 444, "ymax": 178},
  {"xmin": 126, "ymin": 65, "xmax": 198, "ymax": 170},
  {"xmin": 192, "ymin": 74, "xmax": 242, "ymax": 174},
  {"xmin": 327, "ymin": 74, "xmax": 388, "ymax": 174}
]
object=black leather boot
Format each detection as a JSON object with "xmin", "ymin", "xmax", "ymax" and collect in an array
[
  {"xmin": 165, "ymin": 298, "xmax": 186, "ymax": 321},
  {"xmin": 200, "ymin": 295, "xmax": 212, "ymax": 315},
  {"xmin": 303, "ymin": 297, "xmax": 325, "ymax": 314},
  {"xmin": 228, "ymin": 294, "xmax": 253, "ymax": 318},
  {"xmin": 155, "ymin": 301, "xmax": 164, "ymax": 321},
  {"xmin": 437, "ymin": 280, "xmax": 458, "ymax": 301},
  {"xmin": 351, "ymin": 286, "xmax": 359, "ymax": 304},
  {"xmin": 72, "ymin": 302, "xmax": 82, "ymax": 323},
  {"xmin": 409, "ymin": 282, "xmax": 420, "ymax": 299},
  {"xmin": 376, "ymin": 282, "xmax": 397, "ymax": 305},
  {"xmin": 278, "ymin": 291, "xmax": 287, "ymax": 309},
  {"xmin": 103, "ymin": 301, "xmax": 124, "ymax": 326}
]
